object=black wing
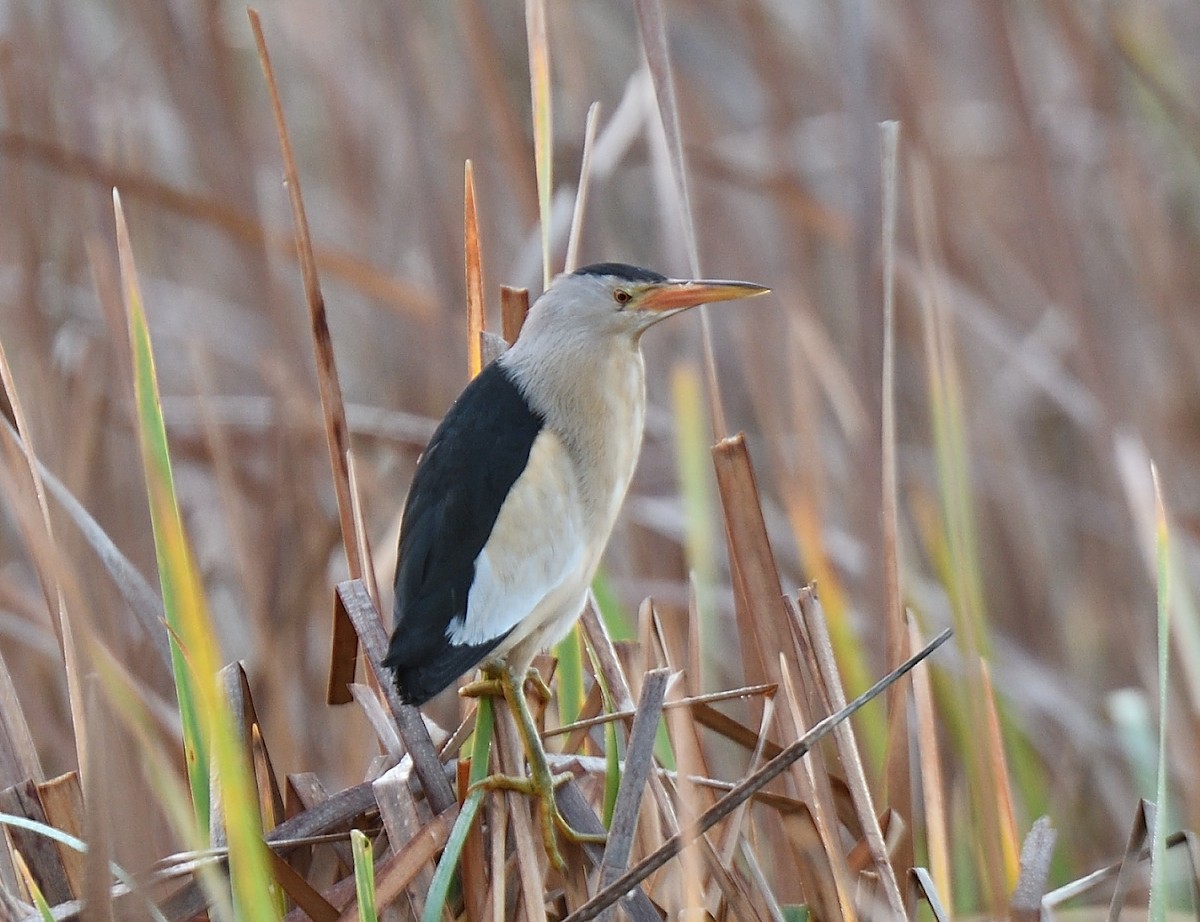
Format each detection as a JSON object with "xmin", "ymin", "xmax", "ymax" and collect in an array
[{"xmin": 384, "ymin": 361, "xmax": 544, "ymax": 704}]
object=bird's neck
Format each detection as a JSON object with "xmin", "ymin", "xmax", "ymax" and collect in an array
[{"xmin": 501, "ymin": 338, "xmax": 646, "ymax": 523}]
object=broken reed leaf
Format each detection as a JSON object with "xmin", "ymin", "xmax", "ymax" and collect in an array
[
  {"xmin": 357, "ymin": 808, "xmax": 455, "ymax": 922},
  {"xmin": 490, "ymin": 691, "xmax": 550, "ymax": 922},
  {"xmin": 710, "ymin": 433, "xmax": 785, "ymax": 717},
  {"xmin": 0, "ymin": 782, "xmax": 72, "ymax": 906},
  {"xmin": 718, "ymin": 695, "xmax": 775, "ymax": 869},
  {"xmin": 36, "ymin": 773, "xmax": 84, "ymax": 898},
  {"xmin": 563, "ymin": 628, "xmax": 952, "ymax": 922},
  {"xmin": 0, "ymin": 811, "xmax": 169, "ymax": 922},
  {"xmin": 777, "ymin": 650, "xmax": 853, "ymax": 921},
  {"xmin": 501, "ymin": 285, "xmax": 530, "ymax": 345},
  {"xmin": 267, "ymin": 851, "xmax": 336, "ymax": 922}
]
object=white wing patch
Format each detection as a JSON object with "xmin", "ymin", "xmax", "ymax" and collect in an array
[{"xmin": 447, "ymin": 429, "xmax": 587, "ymax": 647}]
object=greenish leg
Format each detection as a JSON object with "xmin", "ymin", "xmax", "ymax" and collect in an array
[{"xmin": 462, "ymin": 664, "xmax": 605, "ymax": 869}]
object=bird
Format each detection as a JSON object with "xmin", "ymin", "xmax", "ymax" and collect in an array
[{"xmin": 384, "ymin": 262, "xmax": 768, "ymax": 864}]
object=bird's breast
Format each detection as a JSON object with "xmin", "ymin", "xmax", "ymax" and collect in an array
[{"xmin": 557, "ymin": 349, "xmax": 646, "ymax": 533}]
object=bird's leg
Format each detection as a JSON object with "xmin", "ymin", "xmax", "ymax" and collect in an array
[
  {"xmin": 467, "ymin": 664, "xmax": 605, "ymax": 869},
  {"xmin": 460, "ymin": 666, "xmax": 550, "ymax": 703},
  {"xmin": 458, "ymin": 673, "xmax": 505, "ymax": 699}
]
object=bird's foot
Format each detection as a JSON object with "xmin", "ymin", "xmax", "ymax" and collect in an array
[
  {"xmin": 460, "ymin": 667, "xmax": 552, "ymax": 706},
  {"xmin": 465, "ymin": 664, "xmax": 605, "ymax": 869},
  {"xmin": 458, "ymin": 676, "xmax": 505, "ymax": 699},
  {"xmin": 470, "ymin": 767, "xmax": 605, "ymax": 870}
]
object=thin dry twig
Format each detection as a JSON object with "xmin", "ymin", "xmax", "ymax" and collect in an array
[
  {"xmin": 563, "ymin": 628, "xmax": 953, "ymax": 922},
  {"xmin": 542, "ymin": 682, "xmax": 774, "ymax": 739}
]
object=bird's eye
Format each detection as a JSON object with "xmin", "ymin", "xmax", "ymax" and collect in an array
[{"xmin": 613, "ymin": 289, "xmax": 632, "ymax": 306}]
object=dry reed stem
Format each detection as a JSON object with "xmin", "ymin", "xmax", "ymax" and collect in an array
[
  {"xmin": 491, "ymin": 699, "xmax": 549, "ymax": 922},
  {"xmin": 3, "ymin": 270, "xmax": 90, "ymax": 811},
  {"xmin": 597, "ymin": 667, "xmax": 669, "ymax": 909},
  {"xmin": 909, "ymin": 613, "xmax": 951, "ymax": 905},
  {"xmin": 564, "ymin": 628, "xmax": 952, "ymax": 921},
  {"xmin": 777, "ymin": 653, "xmax": 850, "ymax": 920},
  {"xmin": 980, "ymin": 658, "xmax": 1021, "ymax": 888},
  {"xmin": 879, "ymin": 118, "xmax": 915, "ymax": 882},
  {"xmin": 333, "ymin": 580, "xmax": 455, "ymax": 814},
  {"xmin": 465, "ymin": 160, "xmax": 485, "ymax": 380},
  {"xmin": 564, "ymin": 102, "xmax": 601, "ymax": 274},
  {"xmin": 247, "ymin": 9, "xmax": 367, "ymax": 706},
  {"xmin": 633, "ymin": 0, "xmax": 726, "ymax": 438},
  {"xmin": 794, "ymin": 587, "xmax": 906, "ymax": 917}
]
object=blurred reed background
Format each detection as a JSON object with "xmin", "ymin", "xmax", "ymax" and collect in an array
[{"xmin": 2, "ymin": 0, "xmax": 1200, "ymax": 917}]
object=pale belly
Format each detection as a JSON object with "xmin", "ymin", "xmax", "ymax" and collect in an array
[{"xmin": 479, "ymin": 348, "xmax": 645, "ymax": 672}]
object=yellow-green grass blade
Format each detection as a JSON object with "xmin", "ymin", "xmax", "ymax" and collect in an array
[
  {"xmin": 589, "ymin": 577, "xmax": 673, "ymax": 767},
  {"xmin": 468, "ymin": 696, "xmax": 494, "ymax": 787},
  {"xmin": 591, "ymin": 572, "xmax": 633, "ymax": 642},
  {"xmin": 603, "ymin": 716, "xmax": 620, "ymax": 828},
  {"xmin": 0, "ymin": 811, "xmax": 170, "ymax": 922},
  {"xmin": 91, "ymin": 644, "xmax": 233, "ymax": 921},
  {"xmin": 421, "ymin": 789, "xmax": 484, "ymax": 922},
  {"xmin": 114, "ymin": 191, "xmax": 207, "ymax": 829},
  {"xmin": 672, "ymin": 365, "xmax": 718, "ymax": 688},
  {"xmin": 351, "ymin": 830, "xmax": 379, "ymax": 922},
  {"xmin": 554, "ymin": 627, "xmax": 584, "ymax": 728},
  {"xmin": 13, "ymin": 849, "xmax": 54, "ymax": 922},
  {"xmin": 1148, "ymin": 464, "xmax": 1170, "ymax": 922},
  {"xmin": 114, "ymin": 190, "xmax": 280, "ymax": 922},
  {"xmin": 911, "ymin": 160, "xmax": 1034, "ymax": 909}
]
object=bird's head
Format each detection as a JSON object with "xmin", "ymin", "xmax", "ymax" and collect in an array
[{"xmin": 515, "ymin": 263, "xmax": 770, "ymax": 348}]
